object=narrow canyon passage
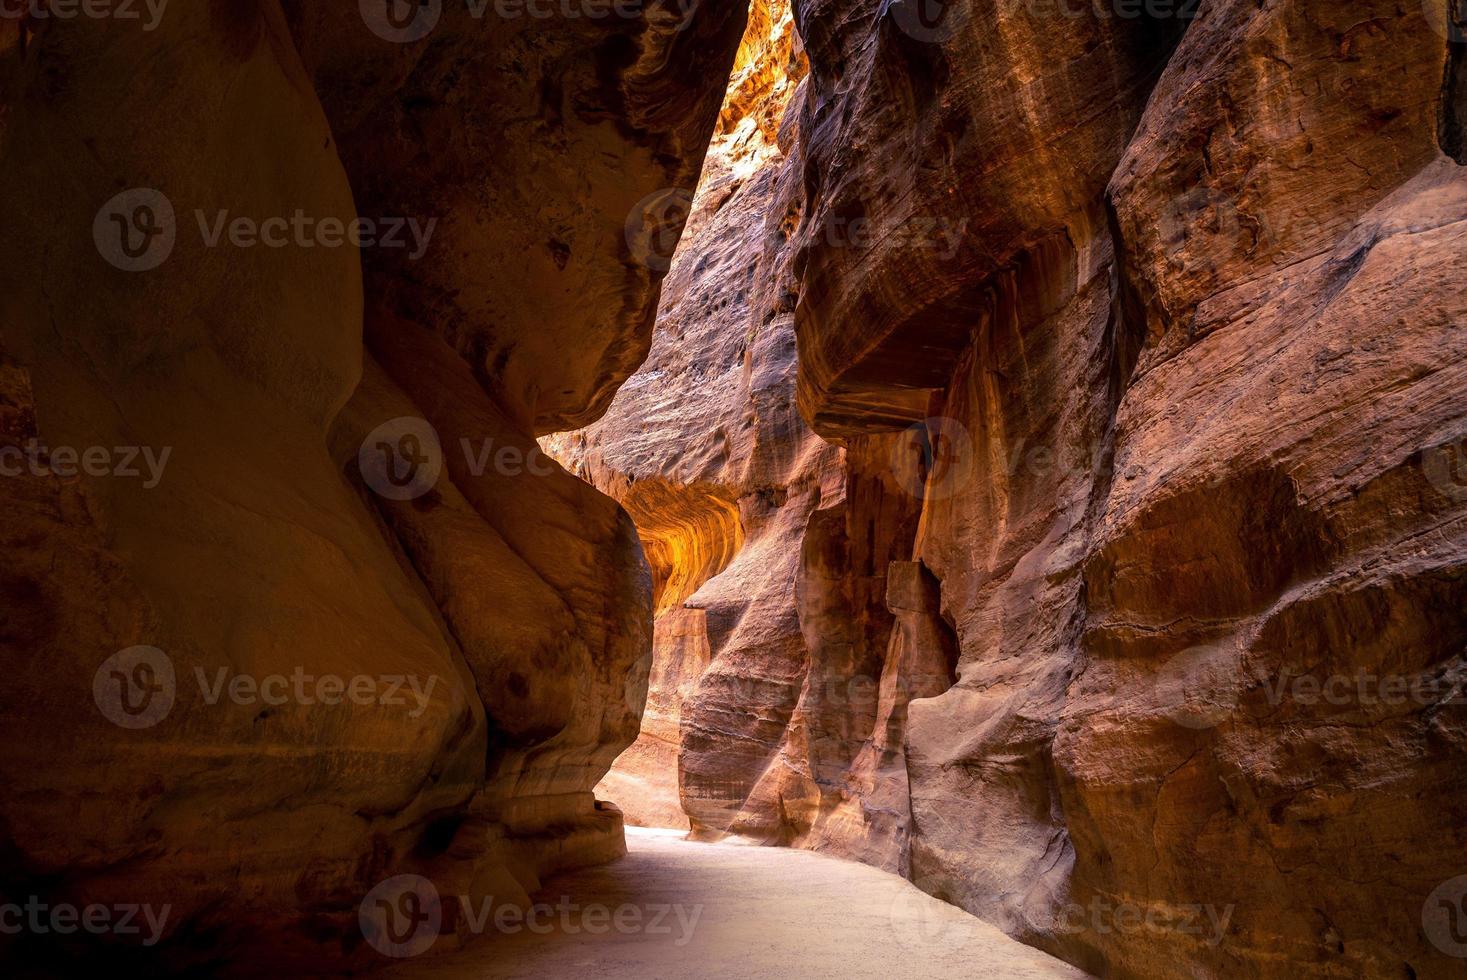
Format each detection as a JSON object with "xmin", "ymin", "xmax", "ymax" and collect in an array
[
  {"xmin": 2, "ymin": 1, "xmax": 1464, "ymax": 978},
  {"xmin": 379, "ymin": 830, "xmax": 1087, "ymax": 980}
]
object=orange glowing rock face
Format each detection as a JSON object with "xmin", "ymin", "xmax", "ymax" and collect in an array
[
  {"xmin": 563, "ymin": 0, "xmax": 1467, "ymax": 976},
  {"xmin": 0, "ymin": 1, "xmax": 746, "ymax": 971},
  {"xmin": 1, "ymin": 0, "xmax": 1465, "ymax": 976},
  {"xmin": 543, "ymin": 0, "xmax": 837, "ymax": 836}
]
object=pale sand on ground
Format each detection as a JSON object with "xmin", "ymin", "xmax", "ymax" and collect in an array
[{"xmin": 376, "ymin": 827, "xmax": 1091, "ymax": 979}]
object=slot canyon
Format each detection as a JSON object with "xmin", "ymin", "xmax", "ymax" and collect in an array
[{"xmin": 1, "ymin": 0, "xmax": 1464, "ymax": 977}]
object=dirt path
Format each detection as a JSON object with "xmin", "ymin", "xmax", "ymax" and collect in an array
[{"xmin": 377, "ymin": 828, "xmax": 1090, "ymax": 979}]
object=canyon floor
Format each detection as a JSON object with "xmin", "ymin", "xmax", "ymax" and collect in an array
[{"xmin": 379, "ymin": 829, "xmax": 1088, "ymax": 980}]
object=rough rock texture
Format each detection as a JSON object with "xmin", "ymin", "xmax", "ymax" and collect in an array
[
  {"xmin": 569, "ymin": 0, "xmax": 1467, "ymax": 978},
  {"xmin": 776, "ymin": 0, "xmax": 1466, "ymax": 977},
  {"xmin": 283, "ymin": 0, "xmax": 745, "ymax": 434},
  {"xmin": 4, "ymin": 0, "xmax": 1464, "ymax": 976},
  {"xmin": 545, "ymin": 0, "xmax": 849, "ymax": 835},
  {"xmin": 0, "ymin": 1, "xmax": 742, "ymax": 971}
]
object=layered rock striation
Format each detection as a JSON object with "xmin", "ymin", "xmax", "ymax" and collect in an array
[
  {"xmin": 0, "ymin": 2, "xmax": 743, "ymax": 971},
  {"xmin": 781, "ymin": 1, "xmax": 1467, "ymax": 976},
  {"xmin": 569, "ymin": 1, "xmax": 1467, "ymax": 977},
  {"xmin": 1, "ymin": 1, "xmax": 1464, "ymax": 977},
  {"xmin": 545, "ymin": 0, "xmax": 850, "ymax": 835}
]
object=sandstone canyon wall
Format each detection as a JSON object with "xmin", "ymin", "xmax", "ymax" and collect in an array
[
  {"xmin": 0, "ymin": 0, "xmax": 1464, "ymax": 977},
  {"xmin": 544, "ymin": 0, "xmax": 851, "ymax": 836},
  {"xmin": 565, "ymin": 0, "xmax": 1467, "ymax": 977},
  {"xmin": 0, "ymin": 2, "xmax": 744, "ymax": 972}
]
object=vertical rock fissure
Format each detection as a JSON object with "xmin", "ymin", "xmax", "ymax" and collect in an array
[
  {"xmin": 1443, "ymin": 1, "xmax": 1467, "ymax": 162},
  {"xmin": 543, "ymin": 0, "xmax": 822, "ymax": 836},
  {"xmin": 557, "ymin": 1, "xmax": 1467, "ymax": 978}
]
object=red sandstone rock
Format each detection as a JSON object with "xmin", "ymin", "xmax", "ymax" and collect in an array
[
  {"xmin": 1, "ymin": 0, "xmax": 1464, "ymax": 976},
  {"xmin": 0, "ymin": 2, "xmax": 740, "ymax": 970},
  {"xmin": 575, "ymin": 0, "xmax": 1467, "ymax": 976},
  {"xmin": 758, "ymin": 0, "xmax": 1466, "ymax": 976},
  {"xmin": 544, "ymin": 0, "xmax": 850, "ymax": 836}
]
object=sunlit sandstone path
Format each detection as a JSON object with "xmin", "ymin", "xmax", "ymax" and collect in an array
[{"xmin": 379, "ymin": 828, "xmax": 1089, "ymax": 980}]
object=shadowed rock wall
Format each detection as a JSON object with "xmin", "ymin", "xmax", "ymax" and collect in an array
[
  {"xmin": 0, "ymin": 1, "xmax": 744, "ymax": 971},
  {"xmin": 783, "ymin": 1, "xmax": 1467, "ymax": 976},
  {"xmin": 563, "ymin": 1, "xmax": 1467, "ymax": 977}
]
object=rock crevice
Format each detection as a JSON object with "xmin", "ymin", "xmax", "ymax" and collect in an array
[{"xmin": 569, "ymin": 2, "xmax": 1467, "ymax": 977}]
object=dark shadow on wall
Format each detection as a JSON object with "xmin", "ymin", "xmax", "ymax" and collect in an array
[{"xmin": 1442, "ymin": 1, "xmax": 1467, "ymax": 162}]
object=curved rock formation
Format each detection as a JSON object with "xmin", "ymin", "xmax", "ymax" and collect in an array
[
  {"xmin": 566, "ymin": 0, "xmax": 1467, "ymax": 977},
  {"xmin": 0, "ymin": 2, "xmax": 743, "ymax": 971},
  {"xmin": 776, "ymin": 0, "xmax": 1464, "ymax": 976},
  {"xmin": 545, "ymin": 0, "xmax": 846, "ymax": 834},
  {"xmin": 2, "ymin": 0, "xmax": 1464, "ymax": 977},
  {"xmin": 285, "ymin": 0, "xmax": 746, "ymax": 434}
]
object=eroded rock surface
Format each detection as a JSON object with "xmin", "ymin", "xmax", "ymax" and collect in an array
[
  {"xmin": 0, "ymin": 2, "xmax": 741, "ymax": 971},
  {"xmin": 544, "ymin": 0, "xmax": 850, "ymax": 835},
  {"xmin": 790, "ymin": 1, "xmax": 1465, "ymax": 977},
  {"xmin": 2, "ymin": 0, "xmax": 1464, "ymax": 977},
  {"xmin": 572, "ymin": 1, "xmax": 1467, "ymax": 977}
]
